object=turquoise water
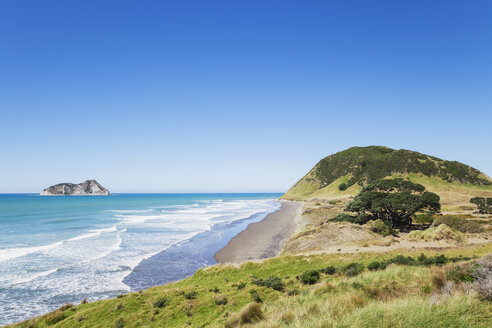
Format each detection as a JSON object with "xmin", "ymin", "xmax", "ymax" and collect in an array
[{"xmin": 0, "ymin": 193, "xmax": 281, "ymax": 325}]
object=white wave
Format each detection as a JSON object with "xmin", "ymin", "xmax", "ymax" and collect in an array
[
  {"xmin": 66, "ymin": 226, "xmax": 118, "ymax": 242},
  {"xmin": 0, "ymin": 225, "xmax": 119, "ymax": 263},
  {"xmin": 5, "ymin": 268, "xmax": 58, "ymax": 286},
  {"xmin": 108, "ymin": 209, "xmax": 153, "ymax": 214},
  {"xmin": 80, "ymin": 233, "xmax": 123, "ymax": 264}
]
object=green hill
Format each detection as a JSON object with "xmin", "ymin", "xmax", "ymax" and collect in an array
[{"xmin": 282, "ymin": 146, "xmax": 492, "ymax": 207}]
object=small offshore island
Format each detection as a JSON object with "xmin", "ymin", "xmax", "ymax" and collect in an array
[{"xmin": 40, "ymin": 180, "xmax": 111, "ymax": 196}]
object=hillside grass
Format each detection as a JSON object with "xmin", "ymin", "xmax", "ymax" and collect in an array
[
  {"xmin": 282, "ymin": 146, "xmax": 492, "ymax": 203},
  {"xmin": 8, "ymin": 244, "xmax": 492, "ymax": 328}
]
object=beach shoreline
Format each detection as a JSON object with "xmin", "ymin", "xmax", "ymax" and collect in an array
[{"xmin": 214, "ymin": 200, "xmax": 303, "ymax": 263}]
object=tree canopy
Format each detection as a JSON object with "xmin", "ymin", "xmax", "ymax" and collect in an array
[
  {"xmin": 470, "ymin": 197, "xmax": 492, "ymax": 214},
  {"xmin": 344, "ymin": 178, "xmax": 440, "ymax": 228}
]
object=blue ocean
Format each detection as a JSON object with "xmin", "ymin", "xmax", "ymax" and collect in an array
[{"xmin": 0, "ymin": 193, "xmax": 281, "ymax": 325}]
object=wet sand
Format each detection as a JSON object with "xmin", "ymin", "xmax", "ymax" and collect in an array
[{"xmin": 214, "ymin": 201, "xmax": 303, "ymax": 263}]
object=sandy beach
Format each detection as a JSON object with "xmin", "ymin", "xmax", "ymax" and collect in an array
[{"xmin": 214, "ymin": 200, "xmax": 303, "ymax": 263}]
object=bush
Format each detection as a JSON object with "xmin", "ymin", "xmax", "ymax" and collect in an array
[
  {"xmin": 364, "ymin": 219, "xmax": 396, "ymax": 236},
  {"xmin": 432, "ymin": 216, "xmax": 484, "ymax": 233},
  {"xmin": 320, "ymin": 265, "xmax": 336, "ymax": 275},
  {"xmin": 184, "ymin": 291, "xmax": 197, "ymax": 299},
  {"xmin": 389, "ymin": 255, "xmax": 416, "ymax": 265},
  {"xmin": 249, "ymin": 290, "xmax": 262, "ymax": 303},
  {"xmin": 300, "ymin": 270, "xmax": 320, "ymax": 284},
  {"xmin": 214, "ymin": 294, "xmax": 228, "ymax": 306},
  {"xmin": 446, "ymin": 266, "xmax": 476, "ymax": 283},
  {"xmin": 368, "ymin": 261, "xmax": 381, "ymax": 271},
  {"xmin": 415, "ymin": 213, "xmax": 435, "ymax": 224},
  {"xmin": 44, "ymin": 309, "xmax": 65, "ymax": 325},
  {"xmin": 342, "ymin": 263, "xmax": 364, "ymax": 277},
  {"xmin": 332, "ymin": 213, "xmax": 371, "ymax": 225},
  {"xmin": 115, "ymin": 318, "xmax": 124, "ymax": 328},
  {"xmin": 338, "ymin": 183, "xmax": 348, "ymax": 191},
  {"xmin": 287, "ymin": 289, "xmax": 299, "ymax": 296},
  {"xmin": 252, "ymin": 276, "xmax": 284, "ymax": 291},
  {"xmin": 153, "ymin": 297, "xmax": 168, "ymax": 308},
  {"xmin": 332, "ymin": 213, "xmax": 357, "ymax": 223},
  {"xmin": 236, "ymin": 282, "xmax": 246, "ymax": 290}
]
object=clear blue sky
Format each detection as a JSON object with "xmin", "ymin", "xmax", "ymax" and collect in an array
[{"xmin": 1, "ymin": 0, "xmax": 491, "ymax": 193}]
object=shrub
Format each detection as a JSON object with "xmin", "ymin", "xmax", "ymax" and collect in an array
[
  {"xmin": 153, "ymin": 297, "xmax": 168, "ymax": 308},
  {"xmin": 287, "ymin": 288, "xmax": 299, "ymax": 296},
  {"xmin": 252, "ymin": 276, "xmax": 284, "ymax": 291},
  {"xmin": 332, "ymin": 213, "xmax": 357, "ymax": 223},
  {"xmin": 300, "ymin": 270, "xmax": 320, "ymax": 284},
  {"xmin": 332, "ymin": 213, "xmax": 371, "ymax": 225},
  {"xmin": 368, "ymin": 261, "xmax": 382, "ymax": 271},
  {"xmin": 338, "ymin": 183, "xmax": 348, "ymax": 191},
  {"xmin": 415, "ymin": 213, "xmax": 435, "ymax": 224},
  {"xmin": 342, "ymin": 263, "xmax": 364, "ymax": 277},
  {"xmin": 320, "ymin": 265, "xmax": 336, "ymax": 275},
  {"xmin": 364, "ymin": 219, "xmax": 396, "ymax": 236},
  {"xmin": 432, "ymin": 216, "xmax": 484, "ymax": 233},
  {"xmin": 446, "ymin": 266, "xmax": 476, "ymax": 283},
  {"xmin": 408, "ymin": 225, "xmax": 465, "ymax": 243},
  {"xmin": 389, "ymin": 255, "xmax": 416, "ymax": 265},
  {"xmin": 236, "ymin": 282, "xmax": 246, "ymax": 290},
  {"xmin": 470, "ymin": 197, "xmax": 492, "ymax": 214},
  {"xmin": 249, "ymin": 290, "xmax": 262, "ymax": 303},
  {"xmin": 417, "ymin": 253, "xmax": 447, "ymax": 266},
  {"xmin": 115, "ymin": 318, "xmax": 124, "ymax": 328},
  {"xmin": 184, "ymin": 291, "xmax": 197, "ymax": 299},
  {"xmin": 214, "ymin": 294, "xmax": 228, "ymax": 306},
  {"xmin": 44, "ymin": 309, "xmax": 65, "ymax": 325},
  {"xmin": 421, "ymin": 285, "xmax": 431, "ymax": 294}
]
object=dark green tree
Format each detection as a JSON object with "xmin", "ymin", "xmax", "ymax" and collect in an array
[
  {"xmin": 470, "ymin": 197, "xmax": 492, "ymax": 214},
  {"xmin": 345, "ymin": 178, "xmax": 440, "ymax": 228}
]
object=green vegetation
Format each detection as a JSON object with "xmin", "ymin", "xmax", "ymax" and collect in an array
[
  {"xmin": 408, "ymin": 225, "xmax": 465, "ymax": 243},
  {"xmin": 364, "ymin": 219, "xmax": 397, "ymax": 236},
  {"xmin": 252, "ymin": 276, "xmax": 284, "ymax": 291},
  {"xmin": 470, "ymin": 197, "xmax": 492, "ymax": 214},
  {"xmin": 300, "ymin": 270, "xmax": 320, "ymax": 285},
  {"xmin": 432, "ymin": 215, "xmax": 484, "ymax": 233},
  {"xmin": 283, "ymin": 146, "xmax": 492, "ymax": 201},
  {"xmin": 7, "ymin": 244, "xmax": 492, "ymax": 328},
  {"xmin": 343, "ymin": 178, "xmax": 440, "ymax": 228},
  {"xmin": 153, "ymin": 297, "xmax": 167, "ymax": 308}
]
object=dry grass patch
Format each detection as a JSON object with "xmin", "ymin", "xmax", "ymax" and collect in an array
[
  {"xmin": 408, "ymin": 225, "xmax": 465, "ymax": 243},
  {"xmin": 225, "ymin": 302, "xmax": 264, "ymax": 327}
]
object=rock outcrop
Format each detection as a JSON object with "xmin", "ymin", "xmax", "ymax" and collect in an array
[{"xmin": 41, "ymin": 180, "xmax": 111, "ymax": 195}]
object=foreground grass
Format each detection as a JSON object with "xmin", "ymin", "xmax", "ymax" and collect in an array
[{"xmin": 7, "ymin": 244, "xmax": 492, "ymax": 328}]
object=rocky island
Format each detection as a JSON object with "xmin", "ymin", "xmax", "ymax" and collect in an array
[{"xmin": 41, "ymin": 180, "xmax": 111, "ymax": 195}]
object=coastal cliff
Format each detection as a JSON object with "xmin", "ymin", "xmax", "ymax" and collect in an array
[{"xmin": 41, "ymin": 180, "xmax": 110, "ymax": 195}]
